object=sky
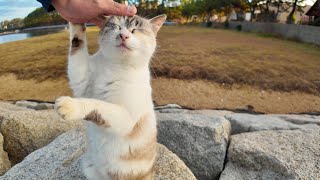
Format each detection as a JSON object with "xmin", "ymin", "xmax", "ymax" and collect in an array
[
  {"xmin": 0, "ymin": 0, "xmax": 41, "ymax": 21},
  {"xmin": 0, "ymin": 0, "xmax": 317, "ymax": 22}
]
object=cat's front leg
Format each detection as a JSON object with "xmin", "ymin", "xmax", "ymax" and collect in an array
[
  {"xmin": 55, "ymin": 97, "xmax": 135, "ymax": 135},
  {"xmin": 68, "ymin": 23, "xmax": 90, "ymax": 97},
  {"xmin": 54, "ymin": 96, "xmax": 87, "ymax": 120}
]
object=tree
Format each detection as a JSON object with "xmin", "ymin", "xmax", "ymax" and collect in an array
[
  {"xmin": 246, "ymin": 0, "xmax": 264, "ymax": 21},
  {"xmin": 287, "ymin": 0, "xmax": 305, "ymax": 24},
  {"xmin": 9, "ymin": 18, "xmax": 24, "ymax": 29},
  {"xmin": 24, "ymin": 8, "xmax": 66, "ymax": 28},
  {"xmin": 274, "ymin": 0, "xmax": 291, "ymax": 19},
  {"xmin": 211, "ymin": 0, "xmax": 248, "ymax": 21},
  {"xmin": 181, "ymin": 0, "xmax": 197, "ymax": 22}
]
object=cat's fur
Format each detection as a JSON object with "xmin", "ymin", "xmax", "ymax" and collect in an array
[{"xmin": 54, "ymin": 15, "xmax": 166, "ymax": 180}]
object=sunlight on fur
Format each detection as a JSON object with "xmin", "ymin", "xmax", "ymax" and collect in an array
[{"xmin": 54, "ymin": 14, "xmax": 167, "ymax": 180}]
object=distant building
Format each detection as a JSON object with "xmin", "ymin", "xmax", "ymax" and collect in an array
[
  {"xmin": 276, "ymin": 5, "xmax": 311, "ymax": 23},
  {"xmin": 210, "ymin": 4, "xmax": 310, "ymax": 24},
  {"xmin": 305, "ymin": 0, "xmax": 320, "ymax": 23},
  {"xmin": 253, "ymin": 5, "xmax": 311, "ymax": 23}
]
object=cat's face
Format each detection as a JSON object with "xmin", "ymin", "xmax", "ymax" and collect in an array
[{"xmin": 99, "ymin": 15, "xmax": 166, "ymax": 66}]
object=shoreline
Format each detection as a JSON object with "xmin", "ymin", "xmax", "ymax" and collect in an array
[{"xmin": 0, "ymin": 32, "xmax": 16, "ymax": 36}]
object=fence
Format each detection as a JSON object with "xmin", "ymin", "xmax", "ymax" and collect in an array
[{"xmin": 214, "ymin": 21, "xmax": 320, "ymax": 45}]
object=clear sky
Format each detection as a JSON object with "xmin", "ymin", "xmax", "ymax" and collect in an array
[{"xmin": 0, "ymin": 0, "xmax": 317, "ymax": 22}]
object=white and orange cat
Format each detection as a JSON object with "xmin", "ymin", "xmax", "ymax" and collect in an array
[{"xmin": 54, "ymin": 15, "xmax": 166, "ymax": 180}]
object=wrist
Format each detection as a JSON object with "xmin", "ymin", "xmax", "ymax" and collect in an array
[{"xmin": 51, "ymin": 0, "xmax": 58, "ymax": 7}]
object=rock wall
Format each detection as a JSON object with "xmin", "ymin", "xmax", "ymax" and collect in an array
[{"xmin": 0, "ymin": 101, "xmax": 319, "ymax": 179}]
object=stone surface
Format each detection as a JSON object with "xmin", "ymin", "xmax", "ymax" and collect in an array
[
  {"xmin": 157, "ymin": 109, "xmax": 188, "ymax": 113},
  {"xmin": 15, "ymin": 100, "xmax": 54, "ymax": 110},
  {"xmin": 0, "ymin": 129, "xmax": 86, "ymax": 180},
  {"xmin": 155, "ymin": 104, "xmax": 187, "ymax": 113},
  {"xmin": 1, "ymin": 101, "xmax": 318, "ymax": 179},
  {"xmin": 154, "ymin": 104, "xmax": 182, "ymax": 110},
  {"xmin": 220, "ymin": 129, "xmax": 320, "ymax": 180},
  {"xmin": 0, "ymin": 102, "xmax": 30, "ymax": 113},
  {"xmin": 0, "ymin": 109, "xmax": 82, "ymax": 164},
  {"xmin": 0, "ymin": 133, "xmax": 10, "ymax": 176},
  {"xmin": 189, "ymin": 109, "xmax": 233, "ymax": 116},
  {"xmin": 225, "ymin": 113, "xmax": 318, "ymax": 134},
  {"xmin": 275, "ymin": 114, "xmax": 320, "ymax": 126},
  {"xmin": 154, "ymin": 144, "xmax": 196, "ymax": 180},
  {"xmin": 1, "ymin": 129, "xmax": 196, "ymax": 180},
  {"xmin": 157, "ymin": 113, "xmax": 231, "ymax": 180}
]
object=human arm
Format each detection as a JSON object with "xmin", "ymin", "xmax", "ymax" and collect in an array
[
  {"xmin": 36, "ymin": 0, "xmax": 55, "ymax": 12},
  {"xmin": 36, "ymin": 0, "xmax": 137, "ymax": 27}
]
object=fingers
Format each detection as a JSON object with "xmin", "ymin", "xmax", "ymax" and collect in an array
[
  {"xmin": 62, "ymin": 14, "xmax": 88, "ymax": 24},
  {"xmin": 101, "ymin": 2, "xmax": 137, "ymax": 16},
  {"xmin": 89, "ymin": 16, "xmax": 108, "ymax": 28},
  {"xmin": 89, "ymin": 19, "xmax": 103, "ymax": 28}
]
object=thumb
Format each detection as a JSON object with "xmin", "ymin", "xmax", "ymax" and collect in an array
[{"xmin": 101, "ymin": 2, "xmax": 137, "ymax": 16}]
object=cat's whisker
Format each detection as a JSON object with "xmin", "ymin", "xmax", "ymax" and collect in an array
[
  {"xmin": 153, "ymin": 56, "xmax": 169, "ymax": 67},
  {"xmin": 152, "ymin": 55, "xmax": 169, "ymax": 71},
  {"xmin": 150, "ymin": 62, "xmax": 158, "ymax": 78},
  {"xmin": 151, "ymin": 60, "xmax": 165, "ymax": 77}
]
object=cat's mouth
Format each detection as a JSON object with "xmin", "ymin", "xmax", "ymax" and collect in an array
[{"xmin": 116, "ymin": 43, "xmax": 131, "ymax": 51}]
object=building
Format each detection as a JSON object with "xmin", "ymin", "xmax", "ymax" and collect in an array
[
  {"xmin": 212, "ymin": 4, "xmax": 311, "ymax": 24},
  {"xmin": 305, "ymin": 0, "xmax": 320, "ymax": 23}
]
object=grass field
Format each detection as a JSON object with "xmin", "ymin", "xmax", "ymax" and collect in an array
[{"xmin": 0, "ymin": 26, "xmax": 319, "ymax": 113}]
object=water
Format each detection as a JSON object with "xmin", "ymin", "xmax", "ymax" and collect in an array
[
  {"xmin": 0, "ymin": 30, "xmax": 61, "ymax": 44},
  {"xmin": 0, "ymin": 33, "xmax": 31, "ymax": 44}
]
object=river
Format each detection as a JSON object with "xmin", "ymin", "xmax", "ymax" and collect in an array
[{"xmin": 0, "ymin": 30, "xmax": 62, "ymax": 44}]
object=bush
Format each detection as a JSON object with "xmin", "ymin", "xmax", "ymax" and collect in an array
[
  {"xmin": 206, "ymin": 21, "xmax": 212, "ymax": 27},
  {"xmin": 312, "ymin": 17, "xmax": 320, "ymax": 26},
  {"xmin": 236, "ymin": 25, "xmax": 242, "ymax": 31},
  {"xmin": 224, "ymin": 20, "xmax": 229, "ymax": 29}
]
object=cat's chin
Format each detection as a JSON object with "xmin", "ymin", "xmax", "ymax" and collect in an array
[
  {"xmin": 101, "ymin": 47, "xmax": 133, "ymax": 58},
  {"xmin": 116, "ymin": 46, "xmax": 132, "ymax": 54},
  {"xmin": 117, "ymin": 44, "xmax": 131, "ymax": 50}
]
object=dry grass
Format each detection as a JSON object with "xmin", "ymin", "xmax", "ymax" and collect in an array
[
  {"xmin": 153, "ymin": 27, "xmax": 320, "ymax": 95},
  {"xmin": 0, "ymin": 26, "xmax": 320, "ymax": 113},
  {"xmin": 153, "ymin": 78, "xmax": 320, "ymax": 114},
  {"xmin": 0, "ymin": 26, "xmax": 320, "ymax": 94},
  {"xmin": 0, "ymin": 28, "xmax": 99, "ymax": 81},
  {"xmin": 0, "ymin": 74, "xmax": 319, "ymax": 114},
  {"xmin": 0, "ymin": 74, "xmax": 71, "ymax": 101}
]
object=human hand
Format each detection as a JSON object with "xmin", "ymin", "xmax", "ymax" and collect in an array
[{"xmin": 52, "ymin": 0, "xmax": 137, "ymax": 27}]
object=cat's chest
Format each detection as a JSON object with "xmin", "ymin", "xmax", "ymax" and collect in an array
[{"xmin": 85, "ymin": 73, "xmax": 117, "ymax": 99}]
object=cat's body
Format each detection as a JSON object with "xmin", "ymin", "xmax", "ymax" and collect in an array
[{"xmin": 54, "ymin": 15, "xmax": 166, "ymax": 180}]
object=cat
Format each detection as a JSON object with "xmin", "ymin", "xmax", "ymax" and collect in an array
[{"xmin": 54, "ymin": 14, "xmax": 166, "ymax": 180}]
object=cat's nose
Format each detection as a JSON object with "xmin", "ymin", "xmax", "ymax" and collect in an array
[{"xmin": 119, "ymin": 33, "xmax": 129, "ymax": 41}]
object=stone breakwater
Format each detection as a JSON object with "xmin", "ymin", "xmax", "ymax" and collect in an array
[{"xmin": 0, "ymin": 101, "xmax": 318, "ymax": 179}]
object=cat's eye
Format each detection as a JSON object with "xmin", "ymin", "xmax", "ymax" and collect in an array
[
  {"xmin": 131, "ymin": 29, "xmax": 136, "ymax": 34},
  {"xmin": 109, "ymin": 23, "xmax": 121, "ymax": 30}
]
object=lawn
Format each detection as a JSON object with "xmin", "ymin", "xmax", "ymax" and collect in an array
[{"xmin": 0, "ymin": 26, "xmax": 319, "ymax": 113}]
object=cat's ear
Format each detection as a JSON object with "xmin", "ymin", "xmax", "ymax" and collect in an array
[
  {"xmin": 149, "ymin": 14, "xmax": 167, "ymax": 34},
  {"xmin": 101, "ymin": 16, "xmax": 113, "ymax": 27},
  {"xmin": 92, "ymin": 16, "xmax": 112, "ymax": 29}
]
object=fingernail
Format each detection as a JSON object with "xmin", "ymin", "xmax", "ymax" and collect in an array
[{"xmin": 128, "ymin": 5, "xmax": 136, "ymax": 14}]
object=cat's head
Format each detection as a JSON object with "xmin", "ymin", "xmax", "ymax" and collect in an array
[{"xmin": 98, "ymin": 15, "xmax": 166, "ymax": 66}]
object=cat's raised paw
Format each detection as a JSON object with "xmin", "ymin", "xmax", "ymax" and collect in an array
[
  {"xmin": 69, "ymin": 22, "xmax": 86, "ymax": 37},
  {"xmin": 55, "ymin": 96, "xmax": 83, "ymax": 120}
]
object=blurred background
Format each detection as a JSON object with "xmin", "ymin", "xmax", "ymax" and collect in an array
[{"xmin": 0, "ymin": 0, "xmax": 319, "ymax": 114}]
